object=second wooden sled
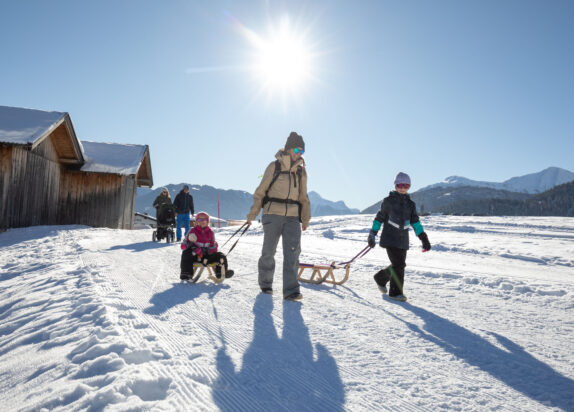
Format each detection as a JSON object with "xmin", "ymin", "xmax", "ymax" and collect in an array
[
  {"xmin": 189, "ymin": 262, "xmax": 225, "ymax": 284},
  {"xmin": 297, "ymin": 245, "xmax": 372, "ymax": 286},
  {"xmin": 297, "ymin": 262, "xmax": 351, "ymax": 286}
]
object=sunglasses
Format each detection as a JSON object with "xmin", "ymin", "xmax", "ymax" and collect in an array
[
  {"xmin": 196, "ymin": 218, "xmax": 208, "ymax": 222},
  {"xmin": 396, "ymin": 183, "xmax": 410, "ymax": 189},
  {"xmin": 293, "ymin": 147, "xmax": 305, "ymax": 155}
]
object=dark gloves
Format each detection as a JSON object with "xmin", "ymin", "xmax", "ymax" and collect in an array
[
  {"xmin": 418, "ymin": 232, "xmax": 431, "ymax": 251},
  {"xmin": 368, "ymin": 230, "xmax": 377, "ymax": 248}
]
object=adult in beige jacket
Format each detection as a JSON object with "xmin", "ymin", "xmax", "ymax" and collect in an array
[{"xmin": 247, "ymin": 132, "xmax": 311, "ymax": 301}]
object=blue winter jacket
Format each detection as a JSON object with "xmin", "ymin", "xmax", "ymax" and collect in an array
[{"xmin": 372, "ymin": 191, "xmax": 424, "ymax": 250}]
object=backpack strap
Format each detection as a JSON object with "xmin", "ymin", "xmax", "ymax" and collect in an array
[{"xmin": 262, "ymin": 160, "xmax": 303, "ymax": 207}]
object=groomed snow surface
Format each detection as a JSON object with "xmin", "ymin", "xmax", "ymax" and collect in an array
[{"xmin": 1, "ymin": 215, "xmax": 573, "ymax": 411}]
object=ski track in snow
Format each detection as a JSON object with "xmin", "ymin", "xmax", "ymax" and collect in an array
[{"xmin": 0, "ymin": 215, "xmax": 573, "ymax": 411}]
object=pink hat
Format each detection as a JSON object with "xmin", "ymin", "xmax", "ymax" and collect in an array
[{"xmin": 195, "ymin": 211, "xmax": 210, "ymax": 223}]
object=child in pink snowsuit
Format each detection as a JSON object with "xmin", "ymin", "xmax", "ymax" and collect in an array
[{"xmin": 180, "ymin": 212, "xmax": 234, "ymax": 280}]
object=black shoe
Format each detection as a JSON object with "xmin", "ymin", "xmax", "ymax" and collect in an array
[
  {"xmin": 180, "ymin": 273, "xmax": 190, "ymax": 280},
  {"xmin": 284, "ymin": 292, "xmax": 303, "ymax": 301},
  {"xmin": 261, "ymin": 287, "xmax": 273, "ymax": 294},
  {"xmin": 225, "ymin": 270, "xmax": 234, "ymax": 278}
]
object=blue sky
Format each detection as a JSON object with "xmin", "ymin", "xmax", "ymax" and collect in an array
[{"xmin": 1, "ymin": 0, "xmax": 573, "ymax": 209}]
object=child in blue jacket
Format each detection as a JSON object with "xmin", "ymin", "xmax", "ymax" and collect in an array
[{"xmin": 367, "ymin": 172, "xmax": 431, "ymax": 302}]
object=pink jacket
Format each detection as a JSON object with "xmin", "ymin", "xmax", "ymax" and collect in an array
[{"xmin": 181, "ymin": 225, "xmax": 218, "ymax": 256}]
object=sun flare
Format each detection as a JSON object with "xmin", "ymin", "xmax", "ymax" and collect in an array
[
  {"xmin": 254, "ymin": 26, "xmax": 312, "ymax": 93},
  {"xmin": 238, "ymin": 16, "xmax": 316, "ymax": 100}
]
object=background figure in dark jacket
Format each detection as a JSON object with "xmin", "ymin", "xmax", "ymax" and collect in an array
[
  {"xmin": 173, "ymin": 185, "xmax": 195, "ymax": 241},
  {"xmin": 367, "ymin": 172, "xmax": 431, "ymax": 302},
  {"xmin": 152, "ymin": 187, "xmax": 172, "ymax": 218}
]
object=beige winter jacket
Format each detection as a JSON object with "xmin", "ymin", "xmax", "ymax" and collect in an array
[{"xmin": 247, "ymin": 150, "xmax": 311, "ymax": 227}]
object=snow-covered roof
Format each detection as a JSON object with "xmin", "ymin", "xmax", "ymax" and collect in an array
[
  {"xmin": 0, "ymin": 105, "xmax": 67, "ymax": 145},
  {"xmin": 0, "ymin": 105, "xmax": 84, "ymax": 164},
  {"xmin": 0, "ymin": 105, "xmax": 152, "ymax": 185},
  {"xmin": 80, "ymin": 141, "xmax": 149, "ymax": 176}
]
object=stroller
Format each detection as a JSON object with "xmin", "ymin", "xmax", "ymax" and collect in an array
[{"xmin": 153, "ymin": 203, "xmax": 176, "ymax": 243}]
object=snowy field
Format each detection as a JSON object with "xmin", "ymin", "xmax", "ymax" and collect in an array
[{"xmin": 1, "ymin": 215, "xmax": 573, "ymax": 411}]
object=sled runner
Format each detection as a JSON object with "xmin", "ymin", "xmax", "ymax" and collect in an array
[
  {"xmin": 297, "ymin": 245, "xmax": 372, "ymax": 286},
  {"xmin": 188, "ymin": 262, "xmax": 225, "ymax": 284},
  {"xmin": 297, "ymin": 261, "xmax": 351, "ymax": 285}
]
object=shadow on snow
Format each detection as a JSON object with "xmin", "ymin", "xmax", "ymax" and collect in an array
[
  {"xmin": 143, "ymin": 282, "xmax": 229, "ymax": 316},
  {"xmin": 394, "ymin": 303, "xmax": 574, "ymax": 411},
  {"xmin": 212, "ymin": 294, "xmax": 345, "ymax": 411},
  {"xmin": 107, "ymin": 241, "xmax": 175, "ymax": 252}
]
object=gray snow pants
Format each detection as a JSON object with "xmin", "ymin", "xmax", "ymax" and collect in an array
[{"xmin": 258, "ymin": 214, "xmax": 301, "ymax": 298}]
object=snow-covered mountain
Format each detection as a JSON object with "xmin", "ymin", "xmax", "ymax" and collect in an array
[
  {"xmin": 308, "ymin": 191, "xmax": 359, "ymax": 216},
  {"xmin": 136, "ymin": 185, "xmax": 358, "ymax": 220},
  {"xmin": 421, "ymin": 167, "xmax": 574, "ymax": 194},
  {"xmin": 136, "ymin": 183, "xmax": 253, "ymax": 220},
  {"xmin": 1, "ymin": 216, "xmax": 573, "ymax": 410},
  {"xmin": 363, "ymin": 167, "xmax": 574, "ymax": 215}
]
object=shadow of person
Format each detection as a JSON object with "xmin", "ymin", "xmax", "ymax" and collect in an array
[
  {"xmin": 107, "ymin": 241, "xmax": 174, "ymax": 252},
  {"xmin": 213, "ymin": 294, "xmax": 345, "ymax": 411},
  {"xmin": 395, "ymin": 303, "xmax": 574, "ymax": 410},
  {"xmin": 143, "ymin": 282, "xmax": 228, "ymax": 316}
]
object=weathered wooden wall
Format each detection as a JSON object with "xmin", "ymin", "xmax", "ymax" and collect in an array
[
  {"xmin": 0, "ymin": 140, "xmax": 62, "ymax": 229},
  {"xmin": 58, "ymin": 172, "xmax": 136, "ymax": 229},
  {"xmin": 1, "ymin": 137, "xmax": 138, "ymax": 230}
]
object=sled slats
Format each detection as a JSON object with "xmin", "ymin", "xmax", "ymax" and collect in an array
[
  {"xmin": 298, "ymin": 262, "xmax": 351, "ymax": 286},
  {"xmin": 191, "ymin": 262, "xmax": 223, "ymax": 284}
]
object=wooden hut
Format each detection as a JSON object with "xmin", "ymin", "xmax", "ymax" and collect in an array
[{"xmin": 0, "ymin": 105, "xmax": 153, "ymax": 230}]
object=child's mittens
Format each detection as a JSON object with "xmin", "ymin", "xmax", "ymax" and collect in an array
[
  {"xmin": 367, "ymin": 230, "xmax": 377, "ymax": 248},
  {"xmin": 418, "ymin": 232, "xmax": 431, "ymax": 251},
  {"xmin": 194, "ymin": 248, "xmax": 203, "ymax": 258},
  {"xmin": 181, "ymin": 243, "xmax": 187, "ymax": 251}
]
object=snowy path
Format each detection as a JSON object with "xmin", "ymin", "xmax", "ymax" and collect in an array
[{"xmin": 1, "ymin": 215, "xmax": 573, "ymax": 411}]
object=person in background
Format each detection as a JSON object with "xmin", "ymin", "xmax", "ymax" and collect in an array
[
  {"xmin": 247, "ymin": 132, "xmax": 311, "ymax": 302},
  {"xmin": 152, "ymin": 187, "xmax": 172, "ymax": 218},
  {"xmin": 367, "ymin": 172, "xmax": 431, "ymax": 302},
  {"xmin": 173, "ymin": 185, "xmax": 194, "ymax": 241},
  {"xmin": 180, "ymin": 212, "xmax": 234, "ymax": 280}
]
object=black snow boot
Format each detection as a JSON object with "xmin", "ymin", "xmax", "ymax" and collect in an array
[{"xmin": 374, "ymin": 266, "xmax": 392, "ymax": 293}]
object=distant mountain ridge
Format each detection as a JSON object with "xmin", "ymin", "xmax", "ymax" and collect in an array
[
  {"xmin": 362, "ymin": 167, "xmax": 574, "ymax": 216},
  {"xmin": 308, "ymin": 191, "xmax": 359, "ymax": 216},
  {"xmin": 421, "ymin": 167, "xmax": 574, "ymax": 194},
  {"xmin": 136, "ymin": 184, "xmax": 358, "ymax": 220}
]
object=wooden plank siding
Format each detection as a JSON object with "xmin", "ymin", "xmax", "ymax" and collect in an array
[
  {"xmin": 1, "ymin": 142, "xmax": 141, "ymax": 230},
  {"xmin": 57, "ymin": 172, "xmax": 137, "ymax": 229},
  {"xmin": 0, "ymin": 142, "xmax": 61, "ymax": 229}
]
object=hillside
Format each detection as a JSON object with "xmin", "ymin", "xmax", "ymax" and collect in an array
[
  {"xmin": 439, "ymin": 180, "xmax": 574, "ymax": 216},
  {"xmin": 421, "ymin": 167, "xmax": 574, "ymax": 194},
  {"xmin": 361, "ymin": 186, "xmax": 531, "ymax": 215},
  {"xmin": 308, "ymin": 191, "xmax": 359, "ymax": 216},
  {"xmin": 137, "ymin": 185, "xmax": 358, "ymax": 220},
  {"xmin": 136, "ymin": 184, "xmax": 254, "ymax": 220},
  {"xmin": 1, "ymin": 216, "xmax": 573, "ymax": 410},
  {"xmin": 362, "ymin": 180, "xmax": 574, "ymax": 217}
]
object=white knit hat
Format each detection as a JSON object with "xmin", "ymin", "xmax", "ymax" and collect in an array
[{"xmin": 394, "ymin": 172, "xmax": 411, "ymax": 186}]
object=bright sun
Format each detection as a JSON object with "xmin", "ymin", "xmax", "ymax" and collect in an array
[
  {"xmin": 243, "ymin": 17, "xmax": 315, "ymax": 98},
  {"xmin": 255, "ymin": 28, "xmax": 312, "ymax": 92}
]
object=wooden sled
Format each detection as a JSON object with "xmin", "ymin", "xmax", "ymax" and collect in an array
[
  {"xmin": 297, "ymin": 262, "xmax": 351, "ymax": 286},
  {"xmin": 189, "ymin": 262, "xmax": 225, "ymax": 284}
]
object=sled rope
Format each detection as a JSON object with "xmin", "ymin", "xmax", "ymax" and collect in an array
[
  {"xmin": 220, "ymin": 222, "xmax": 249, "ymax": 256},
  {"xmin": 337, "ymin": 245, "xmax": 372, "ymax": 266}
]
